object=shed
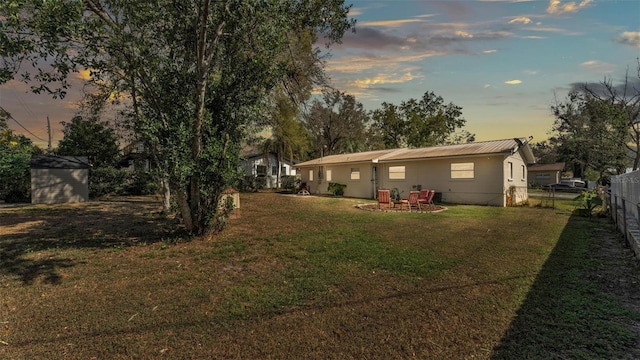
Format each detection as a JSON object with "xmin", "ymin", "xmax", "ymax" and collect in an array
[
  {"xmin": 30, "ymin": 155, "xmax": 90, "ymax": 204},
  {"xmin": 295, "ymin": 138, "xmax": 536, "ymax": 207},
  {"xmin": 527, "ymin": 162, "xmax": 565, "ymax": 187}
]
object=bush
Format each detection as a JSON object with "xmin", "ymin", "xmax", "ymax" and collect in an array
[
  {"xmin": 90, "ymin": 167, "xmax": 159, "ymax": 198},
  {"xmin": 328, "ymin": 182, "xmax": 346, "ymax": 196},
  {"xmin": 0, "ymin": 153, "xmax": 31, "ymax": 203},
  {"xmin": 280, "ymin": 175, "xmax": 297, "ymax": 190}
]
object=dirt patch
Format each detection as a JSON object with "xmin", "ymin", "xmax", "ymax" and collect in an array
[{"xmin": 355, "ymin": 203, "xmax": 447, "ymax": 213}]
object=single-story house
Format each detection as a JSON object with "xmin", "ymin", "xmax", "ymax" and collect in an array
[
  {"xmin": 117, "ymin": 141, "xmax": 151, "ymax": 171},
  {"xmin": 527, "ymin": 162, "xmax": 565, "ymax": 187},
  {"xmin": 240, "ymin": 151, "xmax": 297, "ymax": 189},
  {"xmin": 31, "ymin": 155, "xmax": 90, "ymax": 204},
  {"xmin": 295, "ymin": 138, "xmax": 536, "ymax": 207}
]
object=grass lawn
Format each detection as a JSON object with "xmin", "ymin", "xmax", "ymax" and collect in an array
[{"xmin": 0, "ymin": 193, "xmax": 638, "ymax": 359}]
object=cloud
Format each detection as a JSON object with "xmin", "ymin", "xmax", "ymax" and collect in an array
[
  {"xmin": 455, "ymin": 30, "xmax": 474, "ymax": 38},
  {"xmin": 613, "ymin": 31, "xmax": 640, "ymax": 48},
  {"xmin": 482, "ymin": 49, "xmax": 497, "ymax": 54},
  {"xmin": 505, "ymin": 80, "xmax": 522, "ymax": 85},
  {"xmin": 353, "ymin": 72, "xmax": 423, "ymax": 88},
  {"xmin": 359, "ymin": 19, "xmax": 424, "ymax": 27},
  {"xmin": 508, "ymin": 16, "xmax": 532, "ymax": 24},
  {"xmin": 483, "ymin": 84, "xmax": 492, "ymax": 88},
  {"xmin": 524, "ymin": 70, "xmax": 538, "ymax": 75},
  {"xmin": 546, "ymin": 0, "xmax": 592, "ymax": 15},
  {"xmin": 580, "ymin": 60, "xmax": 614, "ymax": 74},
  {"xmin": 326, "ymin": 53, "xmax": 442, "ymax": 74}
]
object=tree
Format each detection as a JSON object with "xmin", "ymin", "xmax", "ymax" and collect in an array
[
  {"xmin": 369, "ymin": 102, "xmax": 405, "ymax": 149},
  {"xmin": 369, "ymin": 91, "xmax": 474, "ymax": 149},
  {"xmin": 579, "ymin": 63, "xmax": 640, "ymax": 171},
  {"xmin": 1, "ymin": 0, "xmax": 353, "ymax": 235},
  {"xmin": 57, "ymin": 115, "xmax": 120, "ymax": 167},
  {"xmin": 551, "ymin": 90, "xmax": 630, "ymax": 182},
  {"xmin": 0, "ymin": 122, "xmax": 41, "ymax": 202},
  {"xmin": 306, "ymin": 89, "xmax": 369, "ymax": 156}
]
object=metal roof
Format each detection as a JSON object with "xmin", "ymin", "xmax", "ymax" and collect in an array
[
  {"xmin": 296, "ymin": 138, "xmax": 536, "ymax": 167},
  {"xmin": 527, "ymin": 162, "xmax": 565, "ymax": 172},
  {"xmin": 30, "ymin": 155, "xmax": 90, "ymax": 169}
]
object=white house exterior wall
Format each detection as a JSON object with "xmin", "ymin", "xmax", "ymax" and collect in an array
[
  {"xmin": 376, "ymin": 155, "xmax": 505, "ymax": 206},
  {"xmin": 502, "ymin": 152, "xmax": 528, "ymax": 206},
  {"xmin": 242, "ymin": 153, "xmax": 296, "ymax": 189},
  {"xmin": 31, "ymin": 168, "xmax": 89, "ymax": 204},
  {"xmin": 300, "ymin": 154, "xmax": 529, "ymax": 206},
  {"xmin": 305, "ymin": 163, "xmax": 375, "ymax": 198}
]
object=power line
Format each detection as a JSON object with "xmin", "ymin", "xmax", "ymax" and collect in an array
[{"xmin": 5, "ymin": 111, "xmax": 48, "ymax": 143}]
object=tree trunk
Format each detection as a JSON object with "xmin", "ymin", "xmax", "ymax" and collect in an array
[
  {"xmin": 160, "ymin": 175, "xmax": 171, "ymax": 212},
  {"xmin": 173, "ymin": 182, "xmax": 194, "ymax": 232}
]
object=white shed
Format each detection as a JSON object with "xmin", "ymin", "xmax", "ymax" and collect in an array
[{"xmin": 30, "ymin": 155, "xmax": 90, "ymax": 204}]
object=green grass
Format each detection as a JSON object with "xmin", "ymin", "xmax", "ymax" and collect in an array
[{"xmin": 0, "ymin": 193, "xmax": 637, "ymax": 359}]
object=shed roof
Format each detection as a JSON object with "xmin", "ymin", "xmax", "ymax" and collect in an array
[
  {"xmin": 296, "ymin": 138, "xmax": 536, "ymax": 167},
  {"xmin": 31, "ymin": 155, "xmax": 90, "ymax": 169},
  {"xmin": 527, "ymin": 162, "xmax": 565, "ymax": 172}
]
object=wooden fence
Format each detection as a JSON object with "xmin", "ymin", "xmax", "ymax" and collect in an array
[{"xmin": 609, "ymin": 170, "xmax": 640, "ymax": 259}]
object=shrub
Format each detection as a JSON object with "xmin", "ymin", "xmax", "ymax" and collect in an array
[
  {"xmin": 90, "ymin": 167, "xmax": 160, "ymax": 198},
  {"xmin": 0, "ymin": 153, "xmax": 31, "ymax": 203},
  {"xmin": 328, "ymin": 182, "xmax": 347, "ymax": 196}
]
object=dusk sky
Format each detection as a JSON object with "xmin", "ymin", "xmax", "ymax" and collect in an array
[{"xmin": 1, "ymin": 0, "xmax": 639, "ymax": 148}]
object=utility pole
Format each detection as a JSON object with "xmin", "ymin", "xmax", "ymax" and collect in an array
[{"xmin": 47, "ymin": 115, "xmax": 52, "ymax": 152}]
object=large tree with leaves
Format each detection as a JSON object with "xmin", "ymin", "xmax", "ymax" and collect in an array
[
  {"xmin": 306, "ymin": 89, "xmax": 369, "ymax": 156},
  {"xmin": 1, "ymin": 0, "xmax": 353, "ymax": 235},
  {"xmin": 369, "ymin": 91, "xmax": 474, "ymax": 149},
  {"xmin": 551, "ymin": 89, "xmax": 630, "ymax": 182},
  {"xmin": 57, "ymin": 115, "xmax": 120, "ymax": 167}
]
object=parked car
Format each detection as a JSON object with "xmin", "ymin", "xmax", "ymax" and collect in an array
[
  {"xmin": 542, "ymin": 183, "xmax": 584, "ymax": 192},
  {"xmin": 559, "ymin": 179, "xmax": 586, "ymax": 188}
]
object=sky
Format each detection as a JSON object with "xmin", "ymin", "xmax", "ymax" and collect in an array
[{"xmin": 1, "ymin": 0, "xmax": 639, "ymax": 148}]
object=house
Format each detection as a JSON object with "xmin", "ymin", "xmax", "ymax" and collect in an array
[
  {"xmin": 527, "ymin": 162, "xmax": 565, "ymax": 187},
  {"xmin": 31, "ymin": 155, "xmax": 90, "ymax": 204},
  {"xmin": 117, "ymin": 141, "xmax": 150, "ymax": 171},
  {"xmin": 295, "ymin": 138, "xmax": 536, "ymax": 207},
  {"xmin": 240, "ymin": 150, "xmax": 297, "ymax": 189}
]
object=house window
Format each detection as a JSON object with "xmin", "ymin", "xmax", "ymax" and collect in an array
[
  {"xmin": 350, "ymin": 168, "xmax": 360, "ymax": 180},
  {"xmin": 508, "ymin": 162, "xmax": 513, "ymax": 181},
  {"xmin": 536, "ymin": 173, "xmax": 550, "ymax": 179},
  {"xmin": 272, "ymin": 166, "xmax": 278, "ymax": 175},
  {"xmin": 388, "ymin": 166, "xmax": 405, "ymax": 180},
  {"xmin": 281, "ymin": 166, "xmax": 287, "ymax": 176},
  {"xmin": 521, "ymin": 165, "xmax": 526, "ymax": 180},
  {"xmin": 451, "ymin": 162, "xmax": 474, "ymax": 179},
  {"xmin": 326, "ymin": 169, "xmax": 332, "ymax": 182},
  {"xmin": 309, "ymin": 169, "xmax": 314, "ymax": 182},
  {"xmin": 256, "ymin": 165, "xmax": 266, "ymax": 176}
]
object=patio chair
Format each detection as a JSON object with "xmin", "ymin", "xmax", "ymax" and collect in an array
[
  {"xmin": 418, "ymin": 189, "xmax": 435, "ymax": 211},
  {"xmin": 377, "ymin": 189, "xmax": 392, "ymax": 210},
  {"xmin": 400, "ymin": 191, "xmax": 420, "ymax": 212}
]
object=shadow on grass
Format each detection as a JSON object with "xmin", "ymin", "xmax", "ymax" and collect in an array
[
  {"xmin": 0, "ymin": 198, "xmax": 184, "ymax": 285},
  {"xmin": 492, "ymin": 215, "xmax": 638, "ymax": 359}
]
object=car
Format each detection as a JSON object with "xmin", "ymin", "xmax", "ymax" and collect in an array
[{"xmin": 542, "ymin": 183, "xmax": 584, "ymax": 192}]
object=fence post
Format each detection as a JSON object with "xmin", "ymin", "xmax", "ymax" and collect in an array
[
  {"xmin": 613, "ymin": 195, "xmax": 618, "ymax": 227},
  {"xmin": 622, "ymin": 198, "xmax": 627, "ymax": 242}
]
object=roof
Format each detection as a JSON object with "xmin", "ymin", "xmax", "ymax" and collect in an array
[
  {"xmin": 527, "ymin": 162, "xmax": 565, "ymax": 172},
  {"xmin": 296, "ymin": 138, "xmax": 536, "ymax": 167},
  {"xmin": 30, "ymin": 155, "xmax": 90, "ymax": 169}
]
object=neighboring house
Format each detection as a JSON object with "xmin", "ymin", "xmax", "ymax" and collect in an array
[
  {"xmin": 527, "ymin": 162, "xmax": 565, "ymax": 187},
  {"xmin": 118, "ymin": 141, "xmax": 150, "ymax": 171},
  {"xmin": 31, "ymin": 155, "xmax": 90, "ymax": 204},
  {"xmin": 295, "ymin": 138, "xmax": 536, "ymax": 207},
  {"xmin": 240, "ymin": 151, "xmax": 297, "ymax": 189}
]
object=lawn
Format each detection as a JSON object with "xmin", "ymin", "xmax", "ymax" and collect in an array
[{"xmin": 0, "ymin": 193, "xmax": 638, "ymax": 359}]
